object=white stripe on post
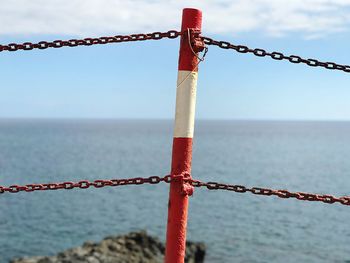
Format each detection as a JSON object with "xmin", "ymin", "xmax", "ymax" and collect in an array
[{"xmin": 174, "ymin": 70, "xmax": 198, "ymax": 138}]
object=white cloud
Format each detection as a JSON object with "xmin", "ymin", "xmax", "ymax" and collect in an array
[{"xmin": 1, "ymin": 0, "xmax": 350, "ymax": 38}]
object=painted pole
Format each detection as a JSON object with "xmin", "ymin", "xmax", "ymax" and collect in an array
[{"xmin": 164, "ymin": 8, "xmax": 202, "ymax": 263}]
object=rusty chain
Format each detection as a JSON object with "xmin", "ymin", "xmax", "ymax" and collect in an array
[
  {"xmin": 0, "ymin": 30, "xmax": 181, "ymax": 52},
  {"xmin": 189, "ymin": 179, "xmax": 350, "ymax": 206},
  {"xmin": 201, "ymin": 36, "xmax": 350, "ymax": 73},
  {"xmin": 2, "ymin": 29, "xmax": 349, "ymax": 74},
  {"xmin": 0, "ymin": 175, "xmax": 172, "ymax": 193},
  {"xmin": 1, "ymin": 174, "xmax": 349, "ymax": 206}
]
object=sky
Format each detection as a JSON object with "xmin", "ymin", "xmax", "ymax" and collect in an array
[{"xmin": 1, "ymin": 0, "xmax": 350, "ymax": 120}]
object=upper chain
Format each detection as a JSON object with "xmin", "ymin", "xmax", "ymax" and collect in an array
[
  {"xmin": 1, "ymin": 175, "xmax": 349, "ymax": 206},
  {"xmin": 1, "ymin": 30, "xmax": 349, "ymax": 74},
  {"xmin": 0, "ymin": 30, "xmax": 181, "ymax": 52},
  {"xmin": 201, "ymin": 36, "xmax": 350, "ymax": 73}
]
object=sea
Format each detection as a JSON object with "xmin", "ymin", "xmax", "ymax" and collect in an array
[{"xmin": 0, "ymin": 119, "xmax": 349, "ymax": 263}]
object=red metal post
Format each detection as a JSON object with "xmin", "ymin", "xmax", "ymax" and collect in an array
[{"xmin": 165, "ymin": 8, "xmax": 202, "ymax": 263}]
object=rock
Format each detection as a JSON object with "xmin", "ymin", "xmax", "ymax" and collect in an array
[
  {"xmin": 185, "ymin": 241, "xmax": 206, "ymax": 263},
  {"xmin": 11, "ymin": 231, "xmax": 206, "ymax": 263}
]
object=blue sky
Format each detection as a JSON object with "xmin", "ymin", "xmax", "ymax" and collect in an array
[{"xmin": 1, "ymin": 0, "xmax": 350, "ymax": 120}]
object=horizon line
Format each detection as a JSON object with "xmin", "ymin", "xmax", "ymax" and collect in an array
[{"xmin": 0, "ymin": 117, "xmax": 350, "ymax": 122}]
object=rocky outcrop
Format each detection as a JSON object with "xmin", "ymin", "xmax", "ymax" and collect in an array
[{"xmin": 11, "ymin": 231, "xmax": 206, "ymax": 263}]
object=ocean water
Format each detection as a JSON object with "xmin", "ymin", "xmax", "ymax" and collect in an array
[{"xmin": 0, "ymin": 119, "xmax": 349, "ymax": 263}]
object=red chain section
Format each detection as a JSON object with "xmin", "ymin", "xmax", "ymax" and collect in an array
[
  {"xmin": 0, "ymin": 30, "xmax": 181, "ymax": 52},
  {"xmin": 1, "ymin": 29, "xmax": 349, "ymax": 75},
  {"xmin": 201, "ymin": 35, "xmax": 350, "ymax": 73},
  {"xmin": 189, "ymin": 179, "xmax": 350, "ymax": 206},
  {"xmin": 0, "ymin": 175, "xmax": 171, "ymax": 193},
  {"xmin": 1, "ymin": 174, "xmax": 349, "ymax": 206}
]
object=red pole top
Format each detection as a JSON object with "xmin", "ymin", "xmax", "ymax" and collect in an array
[
  {"xmin": 181, "ymin": 8, "xmax": 202, "ymax": 31},
  {"xmin": 178, "ymin": 8, "xmax": 202, "ymax": 72}
]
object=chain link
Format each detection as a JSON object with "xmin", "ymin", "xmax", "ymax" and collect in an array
[
  {"xmin": 201, "ymin": 36, "xmax": 350, "ymax": 73},
  {"xmin": 188, "ymin": 179, "xmax": 350, "ymax": 206},
  {"xmin": 0, "ymin": 30, "xmax": 181, "ymax": 53}
]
